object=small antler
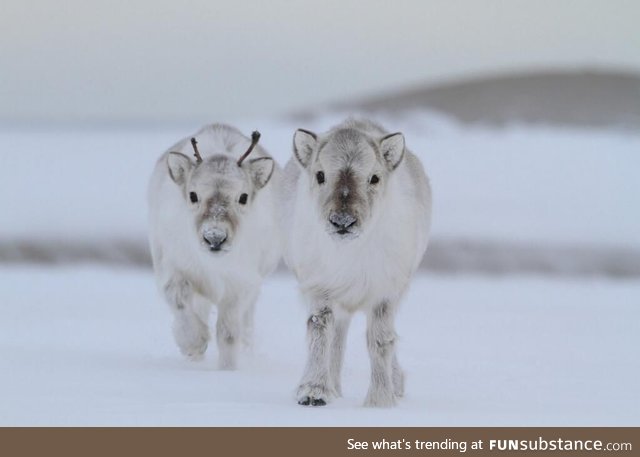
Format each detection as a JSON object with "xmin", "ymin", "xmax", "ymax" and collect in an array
[
  {"xmin": 237, "ymin": 131, "xmax": 261, "ymax": 166},
  {"xmin": 190, "ymin": 137, "xmax": 203, "ymax": 164}
]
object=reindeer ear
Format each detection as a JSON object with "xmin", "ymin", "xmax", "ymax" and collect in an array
[
  {"xmin": 247, "ymin": 157, "xmax": 274, "ymax": 189},
  {"xmin": 293, "ymin": 129, "xmax": 317, "ymax": 168},
  {"xmin": 380, "ymin": 132, "xmax": 405, "ymax": 171},
  {"xmin": 167, "ymin": 152, "xmax": 192, "ymax": 185}
]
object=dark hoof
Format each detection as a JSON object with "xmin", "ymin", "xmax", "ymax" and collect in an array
[{"xmin": 298, "ymin": 397, "xmax": 327, "ymax": 407}]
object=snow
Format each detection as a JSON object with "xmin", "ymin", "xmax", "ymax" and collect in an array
[
  {"xmin": 1, "ymin": 113, "xmax": 639, "ymax": 424},
  {"xmin": 1, "ymin": 112, "xmax": 639, "ymax": 248},
  {"xmin": 1, "ymin": 266, "xmax": 638, "ymax": 426}
]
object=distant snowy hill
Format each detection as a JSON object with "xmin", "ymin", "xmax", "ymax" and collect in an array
[{"xmin": 315, "ymin": 70, "xmax": 640, "ymax": 131}]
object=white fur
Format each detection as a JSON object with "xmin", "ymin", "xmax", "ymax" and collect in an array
[
  {"xmin": 148, "ymin": 124, "xmax": 282, "ymax": 369},
  {"xmin": 280, "ymin": 118, "xmax": 432, "ymax": 406}
]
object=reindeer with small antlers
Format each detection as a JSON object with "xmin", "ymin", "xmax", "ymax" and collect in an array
[{"xmin": 148, "ymin": 124, "xmax": 282, "ymax": 369}]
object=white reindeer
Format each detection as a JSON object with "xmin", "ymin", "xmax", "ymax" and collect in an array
[
  {"xmin": 281, "ymin": 118, "xmax": 431, "ymax": 406},
  {"xmin": 148, "ymin": 124, "xmax": 282, "ymax": 369}
]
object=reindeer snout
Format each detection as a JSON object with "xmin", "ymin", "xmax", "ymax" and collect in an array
[
  {"xmin": 202, "ymin": 228, "xmax": 227, "ymax": 251},
  {"xmin": 329, "ymin": 212, "xmax": 357, "ymax": 233}
]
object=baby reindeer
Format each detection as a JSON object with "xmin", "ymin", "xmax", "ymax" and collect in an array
[
  {"xmin": 281, "ymin": 118, "xmax": 431, "ymax": 406},
  {"xmin": 148, "ymin": 124, "xmax": 282, "ymax": 369}
]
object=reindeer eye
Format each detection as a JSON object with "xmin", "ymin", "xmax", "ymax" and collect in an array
[
  {"xmin": 316, "ymin": 171, "xmax": 325, "ymax": 185},
  {"xmin": 239, "ymin": 193, "xmax": 248, "ymax": 205},
  {"xmin": 370, "ymin": 174, "xmax": 379, "ymax": 185},
  {"xmin": 189, "ymin": 192, "xmax": 198, "ymax": 203}
]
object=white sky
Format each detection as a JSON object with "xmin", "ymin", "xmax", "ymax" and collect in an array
[{"xmin": 1, "ymin": 0, "xmax": 639, "ymax": 122}]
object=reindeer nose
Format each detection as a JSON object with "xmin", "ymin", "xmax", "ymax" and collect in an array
[
  {"xmin": 329, "ymin": 212, "xmax": 357, "ymax": 231},
  {"xmin": 203, "ymin": 228, "xmax": 227, "ymax": 251}
]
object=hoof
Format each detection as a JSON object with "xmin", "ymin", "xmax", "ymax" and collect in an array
[
  {"xmin": 364, "ymin": 389, "xmax": 397, "ymax": 408},
  {"xmin": 312, "ymin": 398, "xmax": 327, "ymax": 406},
  {"xmin": 298, "ymin": 396, "xmax": 327, "ymax": 407},
  {"xmin": 187, "ymin": 351, "xmax": 206, "ymax": 362},
  {"xmin": 175, "ymin": 326, "xmax": 209, "ymax": 361},
  {"xmin": 364, "ymin": 396, "xmax": 397, "ymax": 408},
  {"xmin": 296, "ymin": 382, "xmax": 333, "ymax": 406},
  {"xmin": 180, "ymin": 340, "xmax": 208, "ymax": 360}
]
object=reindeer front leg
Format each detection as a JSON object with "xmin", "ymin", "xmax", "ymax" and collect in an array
[
  {"xmin": 329, "ymin": 311, "xmax": 351, "ymax": 397},
  {"xmin": 216, "ymin": 287, "xmax": 259, "ymax": 369},
  {"xmin": 364, "ymin": 300, "xmax": 398, "ymax": 407},
  {"xmin": 164, "ymin": 275, "xmax": 210, "ymax": 361},
  {"xmin": 297, "ymin": 303, "xmax": 336, "ymax": 406},
  {"xmin": 240, "ymin": 288, "xmax": 259, "ymax": 351},
  {"xmin": 216, "ymin": 303, "xmax": 242, "ymax": 370}
]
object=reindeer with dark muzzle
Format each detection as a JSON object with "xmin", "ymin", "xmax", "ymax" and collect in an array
[
  {"xmin": 280, "ymin": 118, "xmax": 432, "ymax": 406},
  {"xmin": 148, "ymin": 124, "xmax": 282, "ymax": 369}
]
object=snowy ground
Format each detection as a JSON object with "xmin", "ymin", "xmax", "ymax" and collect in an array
[
  {"xmin": 1, "ymin": 114, "xmax": 638, "ymax": 425},
  {"xmin": 1, "ymin": 266, "xmax": 638, "ymax": 426}
]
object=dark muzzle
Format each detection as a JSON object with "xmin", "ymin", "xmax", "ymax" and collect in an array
[
  {"xmin": 329, "ymin": 212, "xmax": 357, "ymax": 234},
  {"xmin": 203, "ymin": 228, "xmax": 227, "ymax": 251}
]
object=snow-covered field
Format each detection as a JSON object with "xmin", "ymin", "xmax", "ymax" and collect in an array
[
  {"xmin": 1, "ymin": 266, "xmax": 638, "ymax": 426},
  {"xmin": 1, "ymin": 112, "xmax": 639, "ymax": 425}
]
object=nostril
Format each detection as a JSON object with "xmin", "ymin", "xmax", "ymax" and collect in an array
[
  {"xmin": 203, "ymin": 235, "xmax": 223, "ymax": 244},
  {"xmin": 210, "ymin": 239, "xmax": 226, "ymax": 251},
  {"xmin": 204, "ymin": 236, "xmax": 226, "ymax": 250},
  {"xmin": 329, "ymin": 213, "xmax": 357, "ymax": 230}
]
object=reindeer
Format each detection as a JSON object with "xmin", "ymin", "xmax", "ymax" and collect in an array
[
  {"xmin": 148, "ymin": 124, "xmax": 282, "ymax": 369},
  {"xmin": 280, "ymin": 118, "xmax": 432, "ymax": 406}
]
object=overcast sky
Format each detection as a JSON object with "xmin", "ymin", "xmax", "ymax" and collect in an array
[{"xmin": 1, "ymin": 0, "xmax": 639, "ymax": 122}]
